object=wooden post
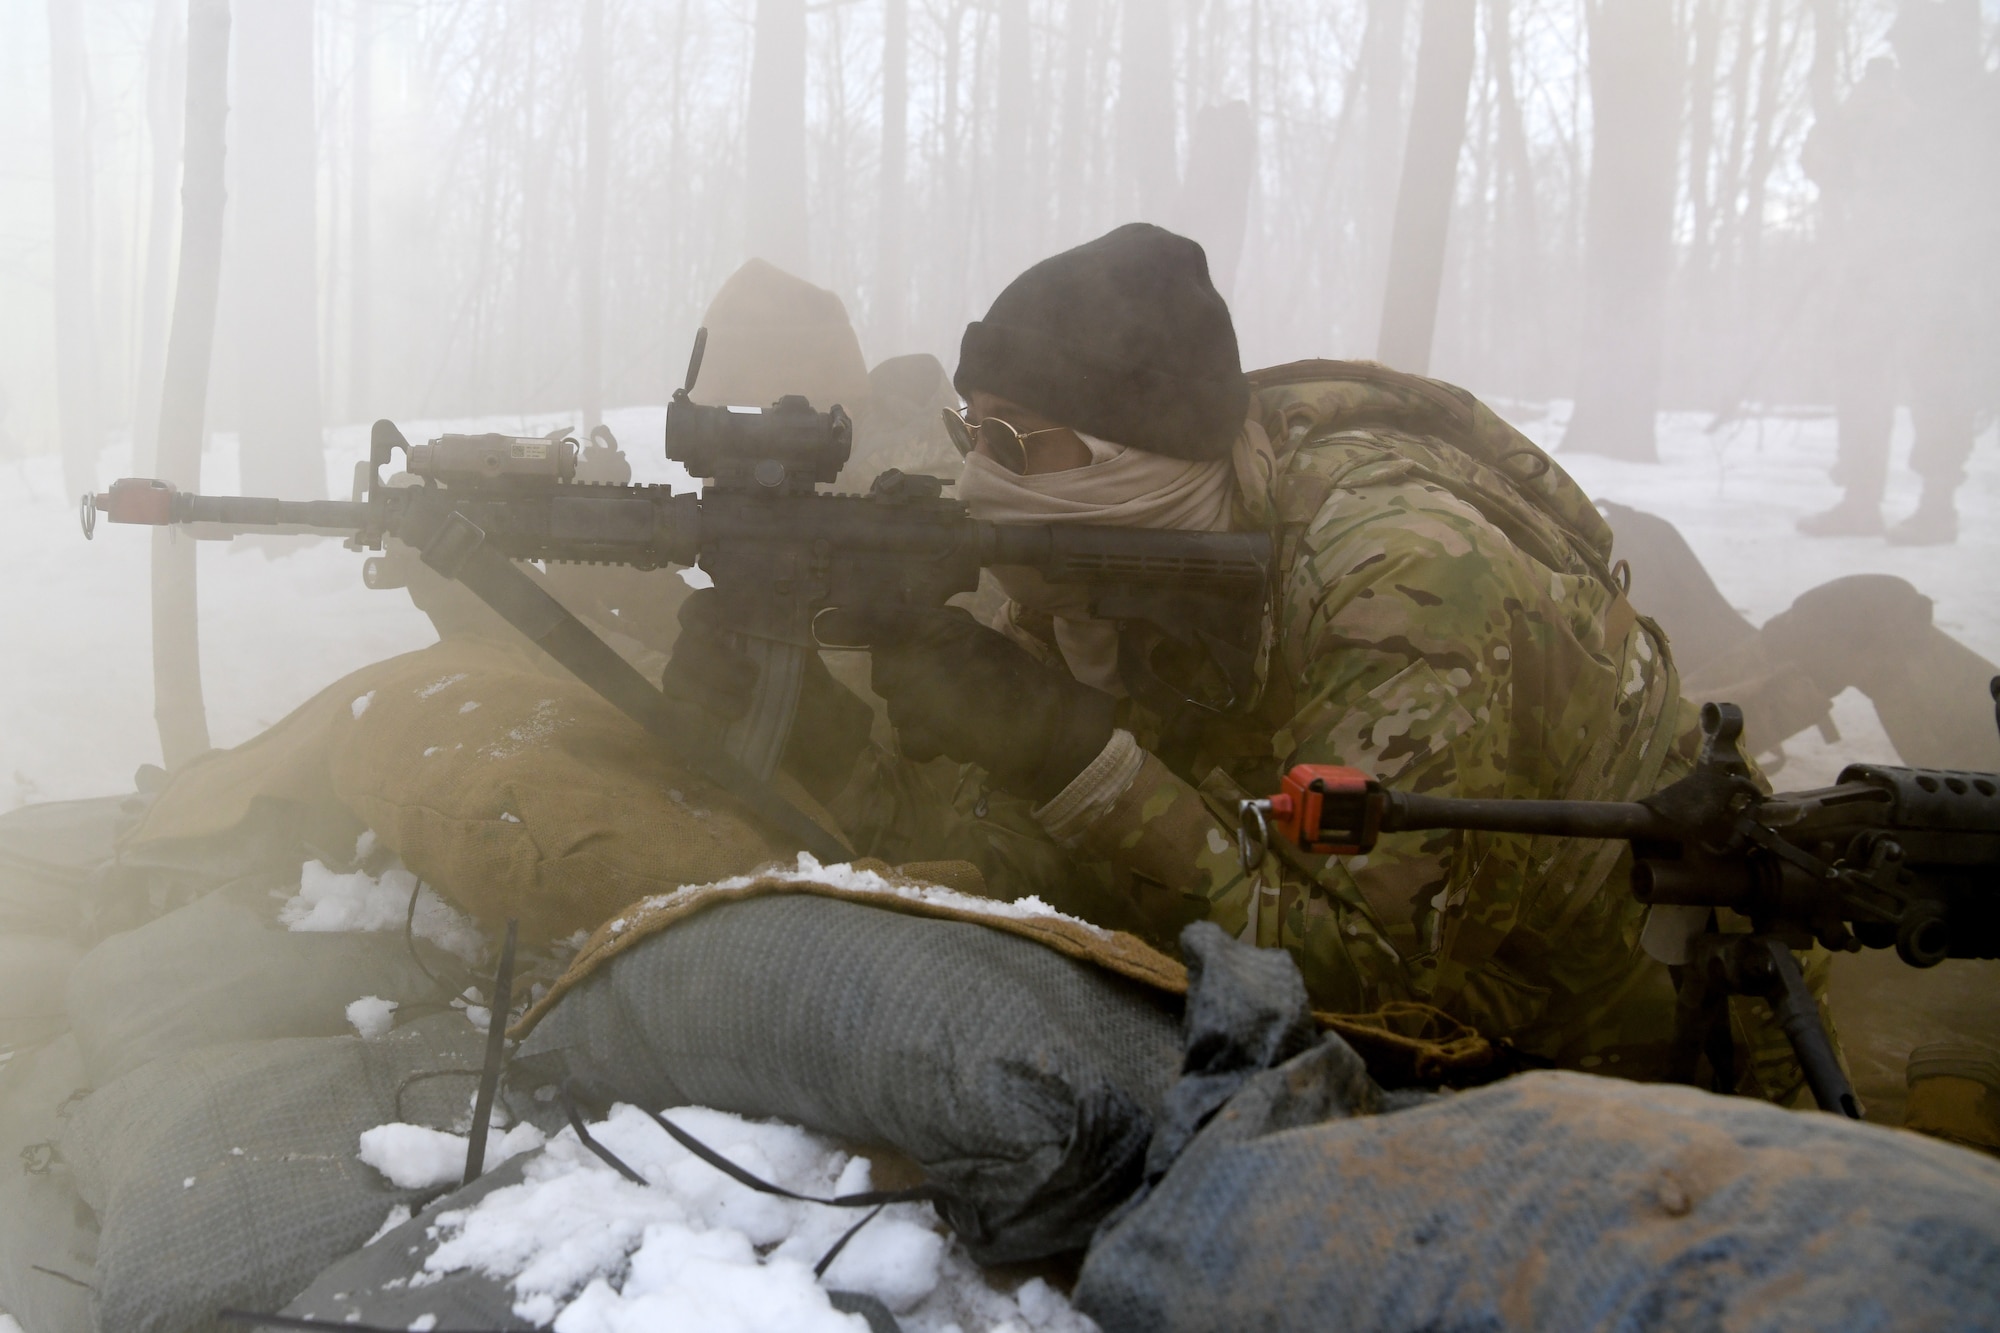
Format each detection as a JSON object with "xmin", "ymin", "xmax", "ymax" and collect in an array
[
  {"xmin": 1375, "ymin": 0, "xmax": 1476, "ymax": 374},
  {"xmin": 151, "ymin": 0, "xmax": 233, "ymax": 770}
]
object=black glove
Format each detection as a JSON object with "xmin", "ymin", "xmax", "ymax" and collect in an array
[
  {"xmin": 831, "ymin": 606, "xmax": 1118, "ymax": 803},
  {"xmin": 661, "ymin": 589, "xmax": 874, "ymax": 803}
]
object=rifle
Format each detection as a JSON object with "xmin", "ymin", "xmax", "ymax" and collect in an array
[
  {"xmin": 1237, "ymin": 693, "xmax": 2000, "ymax": 1118},
  {"xmin": 83, "ymin": 331, "xmax": 1273, "ymax": 862}
]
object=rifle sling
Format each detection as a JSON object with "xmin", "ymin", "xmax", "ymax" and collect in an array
[{"xmin": 421, "ymin": 511, "xmax": 849, "ymax": 863}]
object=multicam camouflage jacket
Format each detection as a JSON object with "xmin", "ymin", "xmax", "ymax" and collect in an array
[{"xmin": 835, "ymin": 361, "xmax": 1828, "ymax": 1102}]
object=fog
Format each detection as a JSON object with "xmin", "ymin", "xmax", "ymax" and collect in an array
[{"xmin": 1, "ymin": 0, "xmax": 1997, "ymax": 800}]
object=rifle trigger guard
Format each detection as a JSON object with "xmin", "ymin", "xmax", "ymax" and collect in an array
[{"xmin": 810, "ymin": 605, "xmax": 869, "ymax": 652}]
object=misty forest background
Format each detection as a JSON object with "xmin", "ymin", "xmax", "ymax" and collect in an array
[{"xmin": 4, "ymin": 0, "xmax": 1997, "ymax": 505}]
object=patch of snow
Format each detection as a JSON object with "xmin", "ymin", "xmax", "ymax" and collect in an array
[
  {"xmin": 347, "ymin": 996, "xmax": 400, "ymax": 1039},
  {"xmin": 417, "ymin": 673, "xmax": 469, "ymax": 700},
  {"xmin": 0, "ymin": 1312, "xmax": 24, "ymax": 1333},
  {"xmin": 407, "ymin": 1315, "xmax": 438, "ymax": 1331},
  {"xmin": 280, "ymin": 854, "xmax": 485, "ymax": 963},
  {"xmin": 369, "ymin": 1204, "xmax": 414, "ymax": 1246},
  {"xmin": 406, "ymin": 1102, "xmax": 1090, "ymax": 1333},
  {"xmin": 352, "ymin": 690, "xmax": 377, "ymax": 719},
  {"xmin": 459, "ymin": 700, "xmax": 481, "ymax": 715},
  {"xmin": 605, "ymin": 854, "xmax": 1100, "ymax": 942},
  {"xmin": 358, "ymin": 1122, "xmax": 546, "ymax": 1191}
]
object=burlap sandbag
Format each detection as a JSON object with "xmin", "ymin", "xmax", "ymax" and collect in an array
[
  {"xmin": 125, "ymin": 636, "xmax": 827, "ymax": 943},
  {"xmin": 515, "ymin": 865, "xmax": 1496, "ymax": 1087}
]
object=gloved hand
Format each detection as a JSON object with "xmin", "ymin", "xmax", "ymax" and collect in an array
[
  {"xmin": 829, "ymin": 606, "xmax": 1118, "ymax": 803},
  {"xmin": 661, "ymin": 589, "xmax": 874, "ymax": 802}
]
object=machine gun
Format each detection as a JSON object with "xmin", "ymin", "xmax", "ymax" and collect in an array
[
  {"xmin": 83, "ymin": 331, "xmax": 1272, "ymax": 861},
  {"xmin": 1237, "ymin": 694, "xmax": 2000, "ymax": 1118}
]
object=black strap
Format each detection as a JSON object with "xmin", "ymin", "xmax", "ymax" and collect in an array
[
  {"xmin": 418, "ymin": 511, "xmax": 847, "ymax": 862},
  {"xmin": 557, "ymin": 1085, "xmax": 648, "ymax": 1185},
  {"xmin": 462, "ymin": 919, "xmax": 520, "ymax": 1186},
  {"xmin": 638, "ymin": 1104, "xmax": 943, "ymax": 1211}
]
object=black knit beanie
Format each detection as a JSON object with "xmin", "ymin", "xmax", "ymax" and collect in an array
[{"xmin": 954, "ymin": 224, "xmax": 1248, "ymax": 461}]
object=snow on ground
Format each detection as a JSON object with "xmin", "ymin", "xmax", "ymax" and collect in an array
[
  {"xmin": 330, "ymin": 1102, "xmax": 1092, "ymax": 1333},
  {"xmin": 358, "ymin": 1120, "xmax": 548, "ymax": 1190},
  {"xmin": 279, "ymin": 831, "xmax": 488, "ymax": 963}
]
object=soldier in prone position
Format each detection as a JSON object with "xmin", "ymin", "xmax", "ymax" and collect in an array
[{"xmin": 668, "ymin": 223, "xmax": 1831, "ymax": 1105}]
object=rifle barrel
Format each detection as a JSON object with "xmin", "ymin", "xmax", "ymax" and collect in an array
[
  {"xmin": 177, "ymin": 495, "xmax": 371, "ymax": 531},
  {"xmin": 1384, "ymin": 792, "xmax": 1671, "ymax": 840}
]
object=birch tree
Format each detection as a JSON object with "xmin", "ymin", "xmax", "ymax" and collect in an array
[{"xmin": 152, "ymin": 0, "xmax": 234, "ymax": 769}]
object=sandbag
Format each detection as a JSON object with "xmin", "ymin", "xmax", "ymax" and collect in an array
[
  {"xmin": 0, "ymin": 936, "xmax": 78, "ymax": 1052},
  {"xmin": 1076, "ymin": 930, "xmax": 2000, "ymax": 1333},
  {"xmin": 278, "ymin": 1156, "xmax": 539, "ymax": 1332},
  {"xmin": 59, "ymin": 1013, "xmax": 505, "ymax": 1333},
  {"xmin": 64, "ymin": 881, "xmax": 458, "ymax": 1087},
  {"xmin": 517, "ymin": 893, "xmax": 1181, "ymax": 1263},
  {"xmin": 0, "ymin": 795, "xmax": 131, "ymax": 937},
  {"xmin": 0, "ymin": 1036, "xmax": 97, "ymax": 1333},
  {"xmin": 126, "ymin": 637, "xmax": 817, "ymax": 943}
]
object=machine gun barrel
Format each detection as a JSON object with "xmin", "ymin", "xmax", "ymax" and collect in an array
[
  {"xmin": 1236, "ymin": 698, "xmax": 2000, "ymax": 1116},
  {"xmin": 1380, "ymin": 792, "xmax": 1670, "ymax": 841}
]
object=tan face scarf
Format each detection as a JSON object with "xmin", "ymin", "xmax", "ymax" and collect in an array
[{"xmin": 957, "ymin": 419, "xmax": 1276, "ymax": 694}]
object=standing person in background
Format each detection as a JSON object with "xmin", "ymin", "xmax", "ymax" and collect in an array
[
  {"xmin": 1796, "ymin": 55, "xmax": 1912, "ymax": 539},
  {"xmin": 1799, "ymin": 2, "xmax": 1994, "ymax": 545}
]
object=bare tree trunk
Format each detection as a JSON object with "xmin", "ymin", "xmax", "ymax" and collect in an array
[
  {"xmin": 135, "ymin": 0, "xmax": 185, "ymax": 474},
  {"xmin": 746, "ymin": 0, "xmax": 808, "ymax": 273},
  {"xmin": 1177, "ymin": 101, "xmax": 1255, "ymax": 297},
  {"xmin": 876, "ymin": 0, "xmax": 908, "ymax": 348},
  {"xmin": 1116, "ymin": 0, "xmax": 1175, "ymax": 221},
  {"xmin": 1056, "ymin": 0, "xmax": 1096, "ymax": 240},
  {"xmin": 1376, "ymin": 0, "xmax": 1476, "ymax": 373},
  {"xmin": 1489, "ymin": 0, "xmax": 1542, "ymax": 391},
  {"xmin": 1354, "ymin": 0, "xmax": 1410, "ymax": 340},
  {"xmin": 346, "ymin": 0, "xmax": 373, "ymax": 422},
  {"xmin": 47, "ymin": 0, "xmax": 103, "ymax": 501},
  {"xmin": 580, "ymin": 0, "xmax": 607, "ymax": 431},
  {"xmin": 992, "ymin": 0, "xmax": 1031, "ymax": 280},
  {"xmin": 1563, "ymin": 0, "xmax": 1681, "ymax": 461},
  {"xmin": 152, "ymin": 0, "xmax": 233, "ymax": 770},
  {"xmin": 232, "ymin": 0, "xmax": 322, "ymax": 499}
]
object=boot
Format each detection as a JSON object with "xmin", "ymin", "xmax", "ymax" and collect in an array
[
  {"xmin": 1796, "ymin": 489, "xmax": 1884, "ymax": 537},
  {"xmin": 1887, "ymin": 486, "xmax": 1958, "ymax": 546}
]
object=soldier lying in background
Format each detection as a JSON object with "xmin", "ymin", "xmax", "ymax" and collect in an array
[{"xmin": 1600, "ymin": 500, "xmax": 2000, "ymax": 774}]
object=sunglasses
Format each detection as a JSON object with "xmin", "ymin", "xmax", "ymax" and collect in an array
[{"xmin": 940, "ymin": 407, "xmax": 1070, "ymax": 475}]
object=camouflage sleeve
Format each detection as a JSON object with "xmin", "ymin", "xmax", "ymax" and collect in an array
[{"xmin": 1048, "ymin": 465, "xmax": 1696, "ymax": 1030}]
